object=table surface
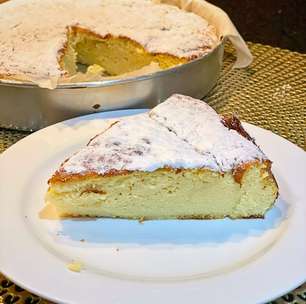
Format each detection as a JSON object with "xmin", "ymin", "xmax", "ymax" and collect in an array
[{"xmin": 0, "ymin": 42, "xmax": 305, "ymax": 304}]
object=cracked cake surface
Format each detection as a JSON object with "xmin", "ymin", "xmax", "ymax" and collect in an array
[{"xmin": 52, "ymin": 94, "xmax": 265, "ymax": 179}]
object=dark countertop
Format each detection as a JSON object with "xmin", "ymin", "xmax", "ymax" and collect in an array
[{"xmin": 209, "ymin": 0, "xmax": 306, "ymax": 53}]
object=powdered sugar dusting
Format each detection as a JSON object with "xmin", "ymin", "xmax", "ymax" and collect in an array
[
  {"xmin": 0, "ymin": 0, "xmax": 218, "ymax": 82},
  {"xmin": 149, "ymin": 94, "xmax": 266, "ymax": 171},
  {"xmin": 59, "ymin": 94, "xmax": 266, "ymax": 176},
  {"xmin": 62, "ymin": 114, "xmax": 218, "ymax": 175}
]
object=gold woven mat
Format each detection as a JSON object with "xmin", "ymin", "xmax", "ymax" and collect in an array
[
  {"xmin": 206, "ymin": 42, "xmax": 306, "ymax": 150},
  {"xmin": 0, "ymin": 42, "xmax": 305, "ymax": 304}
]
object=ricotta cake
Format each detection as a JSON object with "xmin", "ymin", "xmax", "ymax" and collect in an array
[
  {"xmin": 46, "ymin": 94, "xmax": 278, "ymax": 219},
  {"xmin": 0, "ymin": 0, "xmax": 218, "ymax": 84}
]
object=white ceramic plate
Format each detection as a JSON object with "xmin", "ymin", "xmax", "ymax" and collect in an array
[{"xmin": 0, "ymin": 110, "xmax": 305, "ymax": 304}]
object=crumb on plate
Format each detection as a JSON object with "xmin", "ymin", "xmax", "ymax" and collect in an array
[{"xmin": 67, "ymin": 261, "xmax": 83, "ymax": 272}]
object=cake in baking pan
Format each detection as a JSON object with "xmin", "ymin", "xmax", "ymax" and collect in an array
[
  {"xmin": 46, "ymin": 94, "xmax": 278, "ymax": 219},
  {"xmin": 0, "ymin": 0, "xmax": 218, "ymax": 83}
]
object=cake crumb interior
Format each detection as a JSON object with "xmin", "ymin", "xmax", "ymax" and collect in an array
[
  {"xmin": 46, "ymin": 164, "xmax": 277, "ymax": 219},
  {"xmin": 61, "ymin": 27, "xmax": 187, "ymax": 78}
]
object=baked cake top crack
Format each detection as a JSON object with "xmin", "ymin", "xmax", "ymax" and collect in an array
[{"xmin": 52, "ymin": 94, "xmax": 266, "ymax": 180}]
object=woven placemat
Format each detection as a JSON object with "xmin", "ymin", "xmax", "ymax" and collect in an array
[
  {"xmin": 206, "ymin": 42, "xmax": 306, "ymax": 150},
  {"xmin": 0, "ymin": 42, "xmax": 305, "ymax": 304}
]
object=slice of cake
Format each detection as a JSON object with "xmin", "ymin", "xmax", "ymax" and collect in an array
[
  {"xmin": 0, "ymin": 0, "xmax": 218, "ymax": 84},
  {"xmin": 46, "ymin": 94, "xmax": 278, "ymax": 219}
]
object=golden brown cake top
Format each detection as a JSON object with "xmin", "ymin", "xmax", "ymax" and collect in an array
[
  {"xmin": 0, "ymin": 0, "xmax": 218, "ymax": 82},
  {"xmin": 52, "ymin": 94, "xmax": 266, "ymax": 180}
]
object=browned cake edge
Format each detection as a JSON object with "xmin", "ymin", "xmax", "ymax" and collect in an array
[
  {"xmin": 47, "ymin": 113, "xmax": 279, "ymax": 220},
  {"xmin": 47, "ymin": 160, "xmax": 278, "ymax": 220}
]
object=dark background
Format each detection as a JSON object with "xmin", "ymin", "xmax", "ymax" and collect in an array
[{"xmin": 210, "ymin": 0, "xmax": 306, "ymax": 53}]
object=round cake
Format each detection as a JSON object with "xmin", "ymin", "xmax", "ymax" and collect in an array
[{"xmin": 0, "ymin": 0, "xmax": 218, "ymax": 85}]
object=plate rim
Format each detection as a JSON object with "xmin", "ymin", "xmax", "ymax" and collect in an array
[{"xmin": 0, "ymin": 109, "xmax": 305, "ymax": 304}]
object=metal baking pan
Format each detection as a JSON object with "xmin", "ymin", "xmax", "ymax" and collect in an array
[{"xmin": 0, "ymin": 40, "xmax": 224, "ymax": 131}]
